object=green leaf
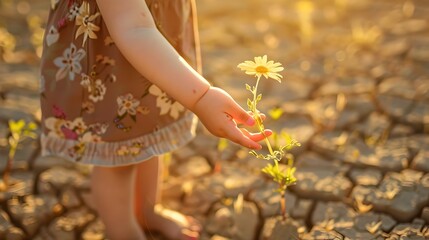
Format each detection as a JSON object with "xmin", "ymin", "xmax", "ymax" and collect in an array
[
  {"xmin": 245, "ymin": 84, "xmax": 252, "ymax": 91},
  {"xmin": 256, "ymin": 94, "xmax": 262, "ymax": 102},
  {"xmin": 247, "ymin": 99, "xmax": 253, "ymax": 110},
  {"xmin": 262, "ymin": 164, "xmax": 275, "ymax": 176}
]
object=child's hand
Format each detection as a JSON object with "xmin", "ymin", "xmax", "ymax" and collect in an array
[{"xmin": 192, "ymin": 87, "xmax": 272, "ymax": 150}]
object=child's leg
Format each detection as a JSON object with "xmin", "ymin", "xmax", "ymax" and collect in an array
[
  {"xmin": 91, "ymin": 165, "xmax": 146, "ymax": 240},
  {"xmin": 134, "ymin": 156, "xmax": 200, "ymax": 240}
]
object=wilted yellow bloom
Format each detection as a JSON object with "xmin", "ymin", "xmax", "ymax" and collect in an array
[{"xmin": 237, "ymin": 55, "xmax": 284, "ymax": 82}]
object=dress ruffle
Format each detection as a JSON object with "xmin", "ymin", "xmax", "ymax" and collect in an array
[{"xmin": 41, "ymin": 113, "xmax": 198, "ymax": 166}]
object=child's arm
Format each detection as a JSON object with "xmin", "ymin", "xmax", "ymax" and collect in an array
[{"xmin": 96, "ymin": 0, "xmax": 270, "ymax": 149}]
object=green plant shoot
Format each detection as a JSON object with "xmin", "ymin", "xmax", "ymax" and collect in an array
[
  {"xmin": 238, "ymin": 55, "xmax": 300, "ymax": 221},
  {"xmin": 1, "ymin": 119, "xmax": 37, "ymax": 191}
]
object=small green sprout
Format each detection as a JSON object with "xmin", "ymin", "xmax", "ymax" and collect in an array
[
  {"xmin": 1, "ymin": 119, "xmax": 37, "ymax": 191},
  {"xmin": 238, "ymin": 55, "xmax": 300, "ymax": 221}
]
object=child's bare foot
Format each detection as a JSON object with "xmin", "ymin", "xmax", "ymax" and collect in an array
[{"xmin": 140, "ymin": 204, "xmax": 201, "ymax": 240}]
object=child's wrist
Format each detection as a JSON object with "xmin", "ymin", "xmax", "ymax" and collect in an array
[{"xmin": 189, "ymin": 85, "xmax": 211, "ymax": 111}]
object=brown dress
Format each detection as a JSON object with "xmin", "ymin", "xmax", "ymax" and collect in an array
[{"xmin": 39, "ymin": 0, "xmax": 201, "ymax": 166}]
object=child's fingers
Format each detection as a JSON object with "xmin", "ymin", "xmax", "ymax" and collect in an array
[
  {"xmin": 240, "ymin": 128, "xmax": 272, "ymax": 142},
  {"xmin": 246, "ymin": 111, "xmax": 266, "ymax": 127},
  {"xmin": 248, "ymin": 111, "xmax": 266, "ymax": 122},
  {"xmin": 232, "ymin": 110, "xmax": 267, "ymax": 127},
  {"xmin": 223, "ymin": 123, "xmax": 261, "ymax": 149},
  {"xmin": 227, "ymin": 103, "xmax": 255, "ymax": 126}
]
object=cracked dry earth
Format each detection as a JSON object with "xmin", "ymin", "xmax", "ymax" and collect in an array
[{"xmin": 1, "ymin": 0, "xmax": 429, "ymax": 239}]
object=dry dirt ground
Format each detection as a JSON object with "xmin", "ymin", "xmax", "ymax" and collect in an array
[{"xmin": 1, "ymin": 0, "xmax": 429, "ymax": 239}]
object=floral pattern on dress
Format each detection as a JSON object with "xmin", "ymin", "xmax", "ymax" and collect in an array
[
  {"xmin": 149, "ymin": 85, "xmax": 184, "ymax": 119},
  {"xmin": 81, "ymin": 101, "xmax": 95, "ymax": 114},
  {"xmin": 117, "ymin": 93, "xmax": 141, "ymax": 117},
  {"xmin": 54, "ymin": 43, "xmax": 86, "ymax": 81},
  {"xmin": 116, "ymin": 141, "xmax": 146, "ymax": 156},
  {"xmin": 104, "ymin": 36, "xmax": 114, "ymax": 46},
  {"xmin": 46, "ymin": 26, "xmax": 60, "ymax": 46},
  {"xmin": 68, "ymin": 3, "xmax": 80, "ymax": 21},
  {"xmin": 75, "ymin": 1, "xmax": 101, "ymax": 46},
  {"xmin": 114, "ymin": 93, "xmax": 150, "ymax": 132},
  {"xmin": 113, "ymin": 93, "xmax": 140, "ymax": 132},
  {"xmin": 79, "ymin": 54, "xmax": 117, "ymax": 107},
  {"xmin": 44, "ymin": 115, "xmax": 107, "ymax": 141},
  {"xmin": 44, "ymin": 105, "xmax": 108, "ymax": 160}
]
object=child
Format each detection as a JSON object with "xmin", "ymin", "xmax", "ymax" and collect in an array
[{"xmin": 40, "ymin": 0, "xmax": 270, "ymax": 239}]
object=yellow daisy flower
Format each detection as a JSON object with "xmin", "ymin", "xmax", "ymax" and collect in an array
[
  {"xmin": 237, "ymin": 55, "xmax": 284, "ymax": 82},
  {"xmin": 75, "ymin": 2, "xmax": 101, "ymax": 46}
]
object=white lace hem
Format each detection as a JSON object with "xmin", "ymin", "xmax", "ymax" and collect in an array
[{"xmin": 41, "ymin": 113, "xmax": 198, "ymax": 167}]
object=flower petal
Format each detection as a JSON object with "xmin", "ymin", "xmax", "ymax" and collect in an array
[{"xmin": 238, "ymin": 56, "xmax": 284, "ymax": 81}]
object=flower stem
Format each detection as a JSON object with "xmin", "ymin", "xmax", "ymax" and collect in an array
[
  {"xmin": 2, "ymin": 137, "xmax": 18, "ymax": 189},
  {"xmin": 252, "ymin": 76, "xmax": 274, "ymax": 156},
  {"xmin": 280, "ymin": 189, "xmax": 286, "ymax": 221}
]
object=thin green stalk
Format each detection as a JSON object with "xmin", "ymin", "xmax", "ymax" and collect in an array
[
  {"xmin": 2, "ymin": 135, "xmax": 19, "ymax": 187},
  {"xmin": 2, "ymin": 120, "xmax": 37, "ymax": 190},
  {"xmin": 280, "ymin": 190, "xmax": 286, "ymax": 221},
  {"xmin": 252, "ymin": 76, "xmax": 274, "ymax": 155}
]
